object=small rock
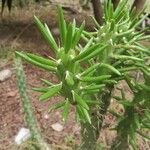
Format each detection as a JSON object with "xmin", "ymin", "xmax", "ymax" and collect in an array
[
  {"xmin": 44, "ymin": 113, "xmax": 49, "ymax": 120},
  {"xmin": 0, "ymin": 69, "xmax": 12, "ymax": 82},
  {"xmin": 51, "ymin": 123, "xmax": 63, "ymax": 132},
  {"xmin": 7, "ymin": 90, "xmax": 18, "ymax": 98},
  {"xmin": 14, "ymin": 128, "xmax": 31, "ymax": 145}
]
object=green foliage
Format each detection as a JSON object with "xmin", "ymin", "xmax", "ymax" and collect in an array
[
  {"xmin": 16, "ymin": 6, "xmax": 105, "ymax": 124},
  {"xmin": 15, "ymin": 0, "xmax": 150, "ymax": 149}
]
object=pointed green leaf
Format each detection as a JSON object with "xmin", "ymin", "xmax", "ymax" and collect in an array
[
  {"xmin": 39, "ymin": 83, "xmax": 62, "ymax": 101},
  {"xmin": 57, "ymin": 6, "xmax": 66, "ymax": 46},
  {"xmin": 116, "ymin": 28, "xmax": 134, "ymax": 37},
  {"xmin": 64, "ymin": 23, "xmax": 73, "ymax": 53},
  {"xmin": 73, "ymin": 43, "xmax": 102, "ymax": 62},
  {"xmin": 80, "ymin": 63, "xmax": 100, "ymax": 76},
  {"xmin": 48, "ymin": 101, "xmax": 65, "ymax": 113},
  {"xmin": 72, "ymin": 19, "xmax": 76, "ymax": 37},
  {"xmin": 107, "ymin": 0, "xmax": 114, "ymax": 20},
  {"xmin": 138, "ymin": 35, "xmax": 150, "ymax": 41},
  {"xmin": 34, "ymin": 16, "xmax": 58, "ymax": 52},
  {"xmin": 79, "ymin": 105, "xmax": 91, "ymax": 124},
  {"xmin": 104, "ymin": 0, "xmax": 109, "ymax": 20},
  {"xmin": 41, "ymin": 79, "xmax": 54, "ymax": 86},
  {"xmin": 85, "ymin": 100, "xmax": 100, "ymax": 105},
  {"xmin": 81, "ymin": 84, "xmax": 105, "ymax": 91},
  {"xmin": 62, "ymin": 99, "xmax": 70, "ymax": 121},
  {"xmin": 76, "ymin": 105, "xmax": 86, "ymax": 122},
  {"xmin": 82, "ymin": 38, "xmax": 94, "ymax": 52},
  {"xmin": 44, "ymin": 23, "xmax": 58, "ymax": 49},
  {"xmin": 121, "ymin": 45, "xmax": 150, "ymax": 54},
  {"xmin": 72, "ymin": 21, "xmax": 85, "ymax": 48},
  {"xmin": 114, "ymin": 0, "xmax": 128, "ymax": 18},
  {"xmin": 112, "ymin": 54, "xmax": 144, "ymax": 62},
  {"xmin": 130, "ymin": 13, "xmax": 148, "ymax": 29},
  {"xmin": 138, "ymin": 84, "xmax": 150, "ymax": 92},
  {"xmin": 15, "ymin": 51, "xmax": 56, "ymax": 72},
  {"xmin": 103, "ymin": 80, "xmax": 117, "ymax": 84},
  {"xmin": 91, "ymin": 16, "xmax": 101, "ymax": 28},
  {"xmin": 79, "ymin": 75, "xmax": 111, "ymax": 82},
  {"xmin": 83, "ymin": 89, "xmax": 100, "ymax": 95},
  {"xmin": 26, "ymin": 53, "xmax": 57, "ymax": 67},
  {"xmin": 100, "ymin": 63, "xmax": 121, "ymax": 75},
  {"xmin": 118, "ymin": 67, "xmax": 137, "ymax": 72},
  {"xmin": 73, "ymin": 91, "xmax": 89, "ymax": 110},
  {"xmin": 79, "ymin": 45, "xmax": 108, "ymax": 62},
  {"xmin": 143, "ymin": 122, "xmax": 150, "ymax": 129}
]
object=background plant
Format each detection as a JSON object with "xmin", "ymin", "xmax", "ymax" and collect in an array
[
  {"xmin": 1, "ymin": 0, "xmax": 41, "ymax": 15},
  {"xmin": 15, "ymin": 0, "xmax": 150, "ymax": 149},
  {"xmin": 15, "ymin": 57, "xmax": 50, "ymax": 150}
]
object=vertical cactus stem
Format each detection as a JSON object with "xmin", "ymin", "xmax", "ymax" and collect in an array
[{"xmin": 14, "ymin": 57, "xmax": 50, "ymax": 150}]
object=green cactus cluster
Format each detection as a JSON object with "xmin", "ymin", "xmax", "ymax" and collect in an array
[
  {"xmin": 15, "ymin": 6, "xmax": 115, "ymax": 124},
  {"xmin": 15, "ymin": 0, "xmax": 150, "ymax": 149}
]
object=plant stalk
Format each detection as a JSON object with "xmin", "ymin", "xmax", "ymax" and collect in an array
[
  {"xmin": 15, "ymin": 57, "xmax": 50, "ymax": 150},
  {"xmin": 80, "ymin": 87, "xmax": 113, "ymax": 150}
]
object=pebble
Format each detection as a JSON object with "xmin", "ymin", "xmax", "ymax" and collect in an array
[
  {"xmin": 51, "ymin": 123, "xmax": 63, "ymax": 132},
  {"xmin": 0, "ymin": 69, "xmax": 12, "ymax": 82},
  {"xmin": 44, "ymin": 113, "xmax": 49, "ymax": 120},
  {"xmin": 14, "ymin": 128, "xmax": 31, "ymax": 145},
  {"xmin": 7, "ymin": 90, "xmax": 18, "ymax": 97}
]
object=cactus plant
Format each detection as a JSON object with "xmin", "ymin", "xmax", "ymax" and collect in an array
[
  {"xmin": 15, "ymin": 0, "xmax": 150, "ymax": 149},
  {"xmin": 15, "ymin": 57, "xmax": 50, "ymax": 150}
]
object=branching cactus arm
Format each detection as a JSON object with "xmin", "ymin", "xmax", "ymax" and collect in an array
[{"xmin": 15, "ymin": 57, "xmax": 50, "ymax": 150}]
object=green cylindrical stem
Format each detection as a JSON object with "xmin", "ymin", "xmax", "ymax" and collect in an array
[
  {"xmin": 80, "ymin": 113, "xmax": 100, "ymax": 150},
  {"xmin": 15, "ymin": 57, "xmax": 50, "ymax": 150},
  {"xmin": 80, "ymin": 87, "xmax": 113, "ymax": 150}
]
